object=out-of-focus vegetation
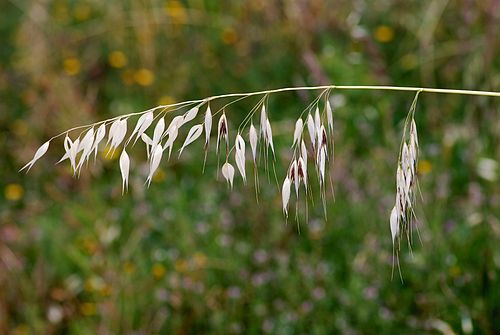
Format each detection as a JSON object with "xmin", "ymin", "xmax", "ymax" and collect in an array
[{"xmin": 1, "ymin": 0, "xmax": 499, "ymax": 334}]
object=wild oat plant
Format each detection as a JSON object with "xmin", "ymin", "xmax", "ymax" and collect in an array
[{"xmin": 21, "ymin": 85, "xmax": 500, "ymax": 266}]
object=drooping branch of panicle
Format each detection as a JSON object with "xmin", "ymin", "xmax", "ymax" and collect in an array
[{"xmin": 21, "ymin": 85, "xmax": 500, "ymax": 245}]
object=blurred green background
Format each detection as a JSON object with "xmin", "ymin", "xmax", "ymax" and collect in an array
[{"xmin": 1, "ymin": 0, "xmax": 499, "ymax": 334}]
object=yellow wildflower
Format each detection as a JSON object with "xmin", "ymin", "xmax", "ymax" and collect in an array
[
  {"xmin": 449, "ymin": 265, "xmax": 461, "ymax": 278},
  {"xmin": 221, "ymin": 27, "xmax": 238, "ymax": 45},
  {"xmin": 374, "ymin": 25, "xmax": 394, "ymax": 43},
  {"xmin": 100, "ymin": 284, "xmax": 112, "ymax": 297},
  {"xmin": 74, "ymin": 4, "xmax": 91, "ymax": 21},
  {"xmin": 81, "ymin": 238, "xmax": 98, "ymax": 254},
  {"xmin": 53, "ymin": 3, "xmax": 69, "ymax": 23},
  {"xmin": 158, "ymin": 95, "xmax": 176, "ymax": 106},
  {"xmin": 108, "ymin": 51, "xmax": 128, "ymax": 68},
  {"xmin": 123, "ymin": 261, "xmax": 136, "ymax": 274},
  {"xmin": 418, "ymin": 160, "xmax": 432, "ymax": 175},
  {"xmin": 152, "ymin": 263, "xmax": 166, "ymax": 279},
  {"xmin": 121, "ymin": 70, "xmax": 135, "ymax": 85},
  {"xmin": 5, "ymin": 184, "xmax": 23, "ymax": 201},
  {"xmin": 175, "ymin": 259, "xmax": 188, "ymax": 273},
  {"xmin": 165, "ymin": 0, "xmax": 187, "ymax": 24},
  {"xmin": 100, "ymin": 145, "xmax": 120, "ymax": 161},
  {"xmin": 192, "ymin": 252, "xmax": 207, "ymax": 268},
  {"xmin": 152, "ymin": 169, "xmax": 166, "ymax": 182},
  {"xmin": 400, "ymin": 53, "xmax": 418, "ymax": 70},
  {"xmin": 80, "ymin": 302, "xmax": 97, "ymax": 316},
  {"xmin": 11, "ymin": 120, "xmax": 28, "ymax": 136},
  {"xmin": 84, "ymin": 276, "xmax": 105, "ymax": 292},
  {"xmin": 134, "ymin": 69, "xmax": 155, "ymax": 86},
  {"xmin": 12, "ymin": 325, "xmax": 29, "ymax": 335},
  {"xmin": 63, "ymin": 57, "xmax": 81, "ymax": 76}
]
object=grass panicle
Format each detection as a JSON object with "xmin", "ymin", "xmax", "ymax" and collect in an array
[{"xmin": 22, "ymin": 85, "xmax": 499, "ymax": 246}]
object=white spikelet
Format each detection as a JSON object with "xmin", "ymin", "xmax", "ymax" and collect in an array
[
  {"xmin": 221, "ymin": 162, "xmax": 235, "ymax": 188},
  {"xmin": 307, "ymin": 113, "xmax": 316, "ymax": 150},
  {"xmin": 130, "ymin": 112, "xmax": 153, "ymax": 145},
  {"xmin": 260, "ymin": 105, "xmax": 267, "ymax": 138},
  {"xmin": 265, "ymin": 119, "xmax": 275, "ymax": 156},
  {"xmin": 293, "ymin": 118, "xmax": 303, "ymax": 147},
  {"xmin": 20, "ymin": 140, "xmax": 50, "ymax": 172},
  {"xmin": 402, "ymin": 143, "xmax": 413, "ymax": 189},
  {"xmin": 116, "ymin": 119, "xmax": 128, "ymax": 147},
  {"xmin": 57, "ymin": 135, "xmax": 72, "ymax": 164},
  {"xmin": 69, "ymin": 138, "xmax": 80, "ymax": 173},
  {"xmin": 314, "ymin": 107, "xmax": 321, "ymax": 133},
  {"xmin": 331, "ymin": 136, "xmax": 335, "ymax": 164},
  {"xmin": 408, "ymin": 144, "xmax": 416, "ymax": 177},
  {"xmin": 409, "ymin": 134, "xmax": 417, "ymax": 158},
  {"xmin": 141, "ymin": 133, "xmax": 152, "ymax": 158},
  {"xmin": 316, "ymin": 125, "xmax": 322, "ymax": 155},
  {"xmin": 326, "ymin": 100, "xmax": 334, "ymax": 134},
  {"xmin": 301, "ymin": 140, "xmax": 308, "ymax": 167},
  {"xmin": 249, "ymin": 123, "xmax": 258, "ymax": 163},
  {"xmin": 119, "ymin": 149, "xmax": 130, "ymax": 193},
  {"xmin": 76, "ymin": 128, "xmax": 95, "ymax": 171},
  {"xmin": 281, "ymin": 176, "xmax": 291, "ymax": 218},
  {"xmin": 141, "ymin": 133, "xmax": 153, "ymax": 146},
  {"xmin": 152, "ymin": 118, "xmax": 165, "ymax": 152},
  {"xmin": 183, "ymin": 106, "xmax": 199, "ymax": 125},
  {"xmin": 166, "ymin": 115, "xmax": 184, "ymax": 134},
  {"xmin": 204, "ymin": 105, "xmax": 212, "ymax": 147},
  {"xmin": 165, "ymin": 124, "xmax": 179, "ymax": 159},
  {"xmin": 146, "ymin": 144, "xmax": 163, "ymax": 187},
  {"xmin": 317, "ymin": 125, "xmax": 328, "ymax": 161},
  {"xmin": 106, "ymin": 119, "xmax": 120, "ymax": 147},
  {"xmin": 409, "ymin": 119, "xmax": 418, "ymax": 174},
  {"xmin": 410, "ymin": 119, "xmax": 418, "ymax": 147},
  {"xmin": 402, "ymin": 143, "xmax": 410, "ymax": 172},
  {"xmin": 395, "ymin": 189, "xmax": 402, "ymax": 220},
  {"xmin": 235, "ymin": 134, "xmax": 246, "ymax": 182},
  {"xmin": 78, "ymin": 127, "xmax": 94, "ymax": 152},
  {"xmin": 217, "ymin": 113, "xmax": 228, "ymax": 154},
  {"xmin": 390, "ymin": 205, "xmax": 399, "ymax": 244},
  {"xmin": 318, "ymin": 148, "xmax": 326, "ymax": 186},
  {"xmin": 396, "ymin": 166, "xmax": 407, "ymax": 212},
  {"xmin": 290, "ymin": 160, "xmax": 299, "ymax": 196},
  {"xmin": 92, "ymin": 124, "xmax": 106, "ymax": 160},
  {"xmin": 108, "ymin": 119, "xmax": 127, "ymax": 154},
  {"xmin": 298, "ymin": 157, "xmax": 307, "ymax": 190},
  {"xmin": 179, "ymin": 124, "xmax": 203, "ymax": 157}
]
